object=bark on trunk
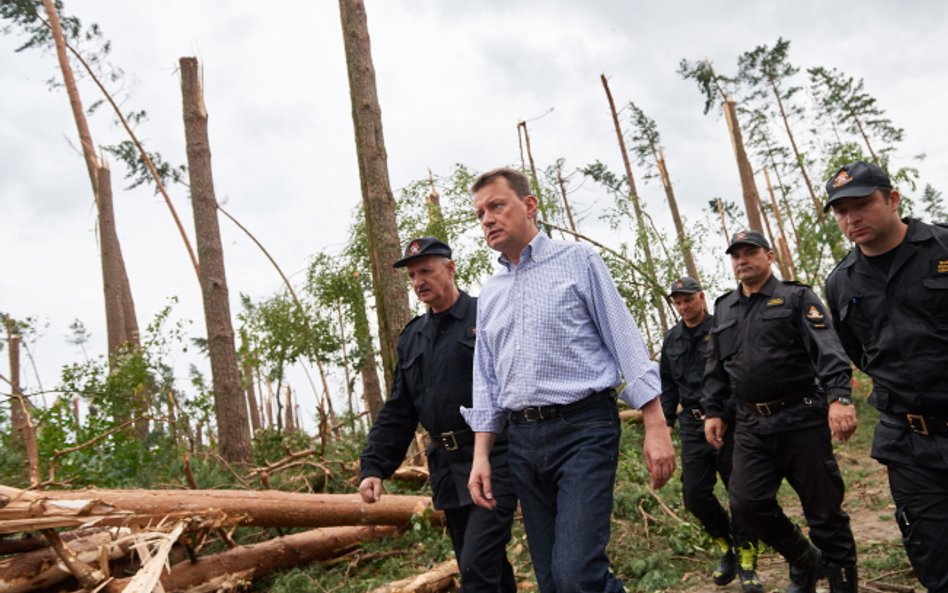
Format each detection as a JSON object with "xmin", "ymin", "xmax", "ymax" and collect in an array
[
  {"xmin": 111, "ymin": 525, "xmax": 398, "ymax": 593},
  {"xmin": 338, "ymin": 0, "xmax": 412, "ymax": 396},
  {"xmin": 600, "ymin": 74, "xmax": 669, "ymax": 333},
  {"xmin": 4, "ymin": 319, "xmax": 40, "ymax": 487},
  {"xmin": 242, "ymin": 357, "xmax": 262, "ymax": 434},
  {"xmin": 360, "ymin": 343, "xmax": 384, "ymax": 423},
  {"xmin": 41, "ymin": 0, "xmax": 142, "ymax": 374},
  {"xmin": 762, "ymin": 167, "xmax": 797, "ymax": 279},
  {"xmin": 655, "ymin": 149, "xmax": 700, "ymax": 281},
  {"xmin": 554, "ymin": 162, "xmax": 579, "ymax": 240},
  {"xmin": 768, "ymin": 78, "xmax": 824, "ymax": 218},
  {"xmin": 0, "ymin": 486, "xmax": 440, "ymax": 534},
  {"xmin": 715, "ymin": 198, "xmax": 731, "ymax": 248},
  {"xmin": 367, "ymin": 558, "xmax": 459, "ymax": 593},
  {"xmin": 722, "ymin": 100, "xmax": 764, "ymax": 233},
  {"xmin": 179, "ymin": 56, "xmax": 252, "ymax": 464}
]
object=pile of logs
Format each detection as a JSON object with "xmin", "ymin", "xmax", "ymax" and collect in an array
[{"xmin": 0, "ymin": 484, "xmax": 454, "ymax": 593}]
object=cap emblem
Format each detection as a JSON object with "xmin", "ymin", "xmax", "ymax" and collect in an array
[
  {"xmin": 407, "ymin": 241, "xmax": 421, "ymax": 255},
  {"xmin": 832, "ymin": 170, "xmax": 853, "ymax": 188},
  {"xmin": 736, "ymin": 231, "xmax": 747, "ymax": 240}
]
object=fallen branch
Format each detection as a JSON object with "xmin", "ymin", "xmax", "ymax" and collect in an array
[
  {"xmin": 40, "ymin": 529, "xmax": 110, "ymax": 592},
  {"xmin": 111, "ymin": 525, "xmax": 399, "ymax": 592},
  {"xmin": 367, "ymin": 558, "xmax": 459, "ymax": 593}
]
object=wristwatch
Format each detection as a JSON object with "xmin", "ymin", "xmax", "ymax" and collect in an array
[{"xmin": 831, "ymin": 395, "xmax": 853, "ymax": 406}]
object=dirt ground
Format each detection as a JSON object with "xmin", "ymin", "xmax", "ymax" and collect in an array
[{"xmin": 677, "ymin": 449, "xmax": 912, "ymax": 593}]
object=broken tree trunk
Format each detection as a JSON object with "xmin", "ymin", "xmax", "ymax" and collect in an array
[
  {"xmin": 0, "ymin": 486, "xmax": 440, "ymax": 534},
  {"xmin": 338, "ymin": 0, "xmax": 412, "ymax": 397},
  {"xmin": 367, "ymin": 558, "xmax": 459, "ymax": 593},
  {"xmin": 4, "ymin": 318, "xmax": 40, "ymax": 487},
  {"xmin": 179, "ymin": 56, "xmax": 253, "ymax": 464},
  {"xmin": 601, "ymin": 73, "xmax": 669, "ymax": 333},
  {"xmin": 722, "ymin": 100, "xmax": 764, "ymax": 233},
  {"xmin": 0, "ymin": 529, "xmax": 131, "ymax": 593},
  {"xmin": 111, "ymin": 525, "xmax": 399, "ymax": 593}
]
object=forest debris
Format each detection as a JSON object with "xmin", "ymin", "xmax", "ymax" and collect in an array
[
  {"xmin": 0, "ymin": 486, "xmax": 441, "ymax": 534},
  {"xmin": 110, "ymin": 525, "xmax": 399, "ymax": 592},
  {"xmin": 366, "ymin": 558, "xmax": 459, "ymax": 593},
  {"xmin": 0, "ymin": 528, "xmax": 130, "ymax": 593},
  {"xmin": 619, "ymin": 409, "xmax": 643, "ymax": 423},
  {"xmin": 119, "ymin": 521, "xmax": 186, "ymax": 593}
]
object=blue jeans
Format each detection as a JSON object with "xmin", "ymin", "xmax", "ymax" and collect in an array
[{"xmin": 507, "ymin": 395, "xmax": 625, "ymax": 593}]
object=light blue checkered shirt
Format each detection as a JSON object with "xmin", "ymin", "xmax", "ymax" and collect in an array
[{"xmin": 460, "ymin": 232, "xmax": 661, "ymax": 433}]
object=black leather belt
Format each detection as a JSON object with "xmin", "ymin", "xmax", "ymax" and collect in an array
[
  {"xmin": 428, "ymin": 428, "xmax": 474, "ymax": 451},
  {"xmin": 510, "ymin": 389, "xmax": 615, "ymax": 423},
  {"xmin": 744, "ymin": 394, "xmax": 811, "ymax": 417},
  {"xmin": 881, "ymin": 412, "xmax": 948, "ymax": 436}
]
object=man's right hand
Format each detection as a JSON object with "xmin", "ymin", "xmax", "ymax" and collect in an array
[
  {"xmin": 704, "ymin": 417, "xmax": 727, "ymax": 450},
  {"xmin": 358, "ymin": 476, "xmax": 382, "ymax": 503}
]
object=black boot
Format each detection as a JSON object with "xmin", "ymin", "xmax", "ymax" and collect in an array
[
  {"xmin": 712, "ymin": 536, "xmax": 737, "ymax": 586},
  {"xmin": 778, "ymin": 528, "xmax": 825, "ymax": 593},
  {"xmin": 826, "ymin": 563, "xmax": 858, "ymax": 593},
  {"xmin": 736, "ymin": 542, "xmax": 764, "ymax": 593}
]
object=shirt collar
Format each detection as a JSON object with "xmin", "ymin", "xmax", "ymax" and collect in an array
[{"xmin": 498, "ymin": 229, "xmax": 545, "ymax": 270}]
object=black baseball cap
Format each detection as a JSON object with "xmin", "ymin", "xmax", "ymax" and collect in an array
[
  {"xmin": 669, "ymin": 276, "xmax": 702, "ymax": 295},
  {"xmin": 392, "ymin": 237, "xmax": 453, "ymax": 268},
  {"xmin": 823, "ymin": 160, "xmax": 892, "ymax": 212},
  {"xmin": 725, "ymin": 229, "xmax": 771, "ymax": 254}
]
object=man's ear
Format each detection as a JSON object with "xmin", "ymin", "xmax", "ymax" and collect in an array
[{"xmin": 524, "ymin": 194, "xmax": 539, "ymax": 220}]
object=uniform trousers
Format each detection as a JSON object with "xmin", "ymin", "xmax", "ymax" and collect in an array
[
  {"xmin": 729, "ymin": 423, "xmax": 856, "ymax": 565},
  {"xmin": 679, "ymin": 421, "xmax": 756, "ymax": 546},
  {"xmin": 506, "ymin": 393, "xmax": 624, "ymax": 593},
  {"xmin": 886, "ymin": 461, "xmax": 948, "ymax": 593},
  {"xmin": 444, "ymin": 501, "xmax": 517, "ymax": 593}
]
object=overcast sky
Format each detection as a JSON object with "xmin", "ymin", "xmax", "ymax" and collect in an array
[{"xmin": 3, "ymin": 0, "xmax": 947, "ymax": 426}]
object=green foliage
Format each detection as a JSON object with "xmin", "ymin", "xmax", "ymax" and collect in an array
[
  {"xmin": 921, "ymin": 184, "xmax": 947, "ymax": 223},
  {"xmin": 678, "ymin": 58, "xmax": 734, "ymax": 114}
]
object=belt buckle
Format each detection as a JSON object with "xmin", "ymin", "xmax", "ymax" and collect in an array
[
  {"xmin": 691, "ymin": 409, "xmax": 703, "ymax": 420},
  {"xmin": 755, "ymin": 402, "xmax": 773, "ymax": 416},
  {"xmin": 906, "ymin": 414, "xmax": 929, "ymax": 436},
  {"xmin": 522, "ymin": 407, "xmax": 543, "ymax": 422},
  {"xmin": 440, "ymin": 432, "xmax": 460, "ymax": 451}
]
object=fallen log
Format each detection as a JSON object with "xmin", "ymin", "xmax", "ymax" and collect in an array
[
  {"xmin": 0, "ymin": 486, "xmax": 440, "ymax": 534},
  {"xmin": 619, "ymin": 409, "xmax": 642, "ymax": 423},
  {"xmin": 0, "ymin": 529, "xmax": 131, "ymax": 593},
  {"xmin": 110, "ymin": 525, "xmax": 399, "ymax": 592},
  {"xmin": 368, "ymin": 558, "xmax": 459, "ymax": 593}
]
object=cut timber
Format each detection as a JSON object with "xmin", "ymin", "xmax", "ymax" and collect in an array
[
  {"xmin": 391, "ymin": 465, "xmax": 429, "ymax": 486},
  {"xmin": 619, "ymin": 409, "xmax": 643, "ymax": 423},
  {"xmin": 0, "ymin": 529, "xmax": 130, "ymax": 593},
  {"xmin": 367, "ymin": 558, "xmax": 459, "ymax": 593},
  {"xmin": 0, "ymin": 486, "xmax": 440, "ymax": 534},
  {"xmin": 111, "ymin": 525, "xmax": 398, "ymax": 592}
]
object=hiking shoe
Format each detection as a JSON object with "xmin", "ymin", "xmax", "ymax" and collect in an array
[
  {"xmin": 737, "ymin": 542, "xmax": 764, "ymax": 593},
  {"xmin": 712, "ymin": 537, "xmax": 737, "ymax": 586}
]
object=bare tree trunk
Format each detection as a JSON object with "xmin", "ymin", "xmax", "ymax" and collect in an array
[
  {"xmin": 756, "ymin": 192, "xmax": 790, "ymax": 280},
  {"xmin": 722, "ymin": 100, "xmax": 764, "ymax": 233},
  {"xmin": 4, "ymin": 486, "xmax": 440, "ymax": 533},
  {"xmin": 242, "ymin": 356, "xmax": 262, "ymax": 434},
  {"xmin": 41, "ymin": 0, "xmax": 141, "ymax": 372},
  {"xmin": 425, "ymin": 168, "xmax": 445, "ymax": 234},
  {"xmin": 337, "ymin": 305, "xmax": 355, "ymax": 414},
  {"xmin": 601, "ymin": 74, "xmax": 669, "ymax": 333},
  {"xmin": 554, "ymin": 161, "xmax": 579, "ymax": 240},
  {"xmin": 517, "ymin": 121, "xmax": 552, "ymax": 227},
  {"xmin": 768, "ymin": 79, "xmax": 824, "ymax": 218},
  {"xmin": 715, "ymin": 198, "xmax": 731, "ymax": 248},
  {"xmin": 655, "ymin": 148, "xmax": 700, "ymax": 281},
  {"xmin": 762, "ymin": 167, "xmax": 797, "ymax": 279},
  {"xmin": 179, "ymin": 57, "xmax": 252, "ymax": 464},
  {"xmin": 0, "ymin": 530, "xmax": 131, "ymax": 593},
  {"xmin": 338, "ymin": 0, "xmax": 411, "ymax": 396},
  {"xmin": 5, "ymin": 317, "xmax": 40, "ymax": 487},
  {"xmin": 360, "ymin": 343, "xmax": 384, "ymax": 422},
  {"xmin": 284, "ymin": 386, "xmax": 295, "ymax": 433},
  {"xmin": 368, "ymin": 559, "xmax": 459, "ymax": 593}
]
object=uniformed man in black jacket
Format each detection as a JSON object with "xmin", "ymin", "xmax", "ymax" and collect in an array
[
  {"xmin": 823, "ymin": 160, "xmax": 948, "ymax": 593},
  {"xmin": 359, "ymin": 237, "xmax": 516, "ymax": 593},
  {"xmin": 660, "ymin": 276, "xmax": 761, "ymax": 593},
  {"xmin": 702, "ymin": 230, "xmax": 859, "ymax": 593}
]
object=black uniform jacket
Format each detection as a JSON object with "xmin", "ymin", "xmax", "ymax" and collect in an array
[
  {"xmin": 660, "ymin": 314, "xmax": 735, "ymax": 431},
  {"xmin": 359, "ymin": 291, "xmax": 512, "ymax": 510},
  {"xmin": 702, "ymin": 275, "xmax": 852, "ymax": 434},
  {"xmin": 825, "ymin": 218, "xmax": 948, "ymax": 467}
]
